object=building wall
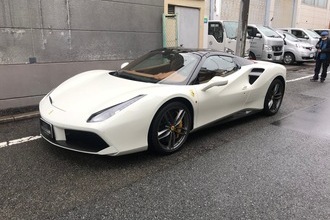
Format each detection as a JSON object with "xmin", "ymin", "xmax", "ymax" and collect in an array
[
  {"xmin": 270, "ymin": 0, "xmax": 294, "ymax": 28},
  {"xmin": 0, "ymin": 0, "xmax": 164, "ymax": 109},
  {"xmin": 164, "ymin": 0, "xmax": 206, "ymax": 48},
  {"xmin": 295, "ymin": 0, "xmax": 330, "ymax": 28},
  {"xmin": 215, "ymin": 0, "xmax": 330, "ymax": 29},
  {"xmin": 219, "ymin": 0, "xmax": 266, "ymax": 24}
]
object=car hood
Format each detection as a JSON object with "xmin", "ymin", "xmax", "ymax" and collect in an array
[
  {"xmin": 49, "ymin": 70, "xmax": 160, "ymax": 113},
  {"xmin": 297, "ymin": 41, "xmax": 314, "ymax": 47}
]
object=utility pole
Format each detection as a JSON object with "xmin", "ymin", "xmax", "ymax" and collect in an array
[{"xmin": 235, "ymin": 0, "xmax": 250, "ymax": 57}]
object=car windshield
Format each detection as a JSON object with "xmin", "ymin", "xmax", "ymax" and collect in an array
[
  {"xmin": 282, "ymin": 32, "xmax": 299, "ymax": 42},
  {"xmin": 306, "ymin": 29, "xmax": 321, "ymax": 38},
  {"xmin": 223, "ymin": 21, "xmax": 238, "ymax": 39},
  {"xmin": 258, "ymin": 26, "xmax": 282, "ymax": 38},
  {"xmin": 113, "ymin": 49, "xmax": 200, "ymax": 85}
]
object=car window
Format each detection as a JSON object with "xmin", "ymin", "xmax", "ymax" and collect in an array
[
  {"xmin": 306, "ymin": 29, "xmax": 320, "ymax": 38},
  {"xmin": 118, "ymin": 49, "xmax": 200, "ymax": 85},
  {"xmin": 196, "ymin": 56, "xmax": 238, "ymax": 84},
  {"xmin": 208, "ymin": 22, "xmax": 224, "ymax": 43},
  {"xmin": 223, "ymin": 21, "xmax": 239, "ymax": 39},
  {"xmin": 132, "ymin": 53, "xmax": 171, "ymax": 70},
  {"xmin": 292, "ymin": 30, "xmax": 305, "ymax": 38}
]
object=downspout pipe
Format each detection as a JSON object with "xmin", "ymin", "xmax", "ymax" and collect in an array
[{"xmin": 264, "ymin": 0, "xmax": 271, "ymax": 26}]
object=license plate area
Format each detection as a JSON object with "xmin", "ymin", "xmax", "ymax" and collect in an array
[{"xmin": 40, "ymin": 118, "xmax": 54, "ymax": 140}]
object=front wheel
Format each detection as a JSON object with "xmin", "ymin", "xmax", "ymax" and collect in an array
[
  {"xmin": 263, "ymin": 79, "xmax": 284, "ymax": 116},
  {"xmin": 283, "ymin": 52, "xmax": 295, "ymax": 65},
  {"xmin": 249, "ymin": 52, "xmax": 256, "ymax": 60},
  {"xmin": 148, "ymin": 102, "xmax": 191, "ymax": 154}
]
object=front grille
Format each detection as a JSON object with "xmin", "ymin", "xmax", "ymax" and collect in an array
[
  {"xmin": 62, "ymin": 130, "xmax": 109, "ymax": 152},
  {"xmin": 272, "ymin": 46, "xmax": 283, "ymax": 51},
  {"xmin": 274, "ymin": 52, "xmax": 282, "ymax": 56}
]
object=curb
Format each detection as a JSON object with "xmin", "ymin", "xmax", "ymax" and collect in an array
[{"xmin": 0, "ymin": 111, "xmax": 40, "ymax": 124}]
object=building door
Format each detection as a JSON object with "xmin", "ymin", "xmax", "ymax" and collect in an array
[{"xmin": 175, "ymin": 6, "xmax": 200, "ymax": 48}]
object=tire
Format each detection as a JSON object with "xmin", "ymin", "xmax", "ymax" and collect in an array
[
  {"xmin": 249, "ymin": 52, "xmax": 256, "ymax": 60},
  {"xmin": 263, "ymin": 79, "xmax": 284, "ymax": 116},
  {"xmin": 148, "ymin": 102, "xmax": 191, "ymax": 154},
  {"xmin": 283, "ymin": 52, "xmax": 295, "ymax": 65}
]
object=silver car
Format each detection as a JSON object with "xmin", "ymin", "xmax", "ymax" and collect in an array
[{"xmin": 276, "ymin": 30, "xmax": 316, "ymax": 65}]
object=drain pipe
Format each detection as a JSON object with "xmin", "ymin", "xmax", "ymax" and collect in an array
[{"xmin": 264, "ymin": 0, "xmax": 271, "ymax": 26}]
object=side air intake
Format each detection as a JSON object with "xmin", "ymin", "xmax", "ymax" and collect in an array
[{"xmin": 249, "ymin": 68, "xmax": 265, "ymax": 84}]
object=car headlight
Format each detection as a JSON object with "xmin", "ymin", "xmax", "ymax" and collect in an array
[
  {"xmin": 87, "ymin": 95, "xmax": 145, "ymax": 122},
  {"xmin": 263, "ymin": 44, "xmax": 273, "ymax": 52},
  {"xmin": 225, "ymin": 47, "xmax": 235, "ymax": 54}
]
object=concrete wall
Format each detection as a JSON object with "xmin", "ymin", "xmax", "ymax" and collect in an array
[
  {"xmin": 295, "ymin": 0, "xmax": 330, "ymax": 28},
  {"xmin": 219, "ymin": 0, "xmax": 266, "ymax": 24},
  {"xmin": 0, "ymin": 0, "xmax": 164, "ymax": 109}
]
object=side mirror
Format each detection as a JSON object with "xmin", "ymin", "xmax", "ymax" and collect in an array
[
  {"xmin": 201, "ymin": 77, "xmax": 228, "ymax": 91},
  {"xmin": 256, "ymin": 33, "xmax": 262, "ymax": 38},
  {"xmin": 121, "ymin": 62, "xmax": 129, "ymax": 69},
  {"xmin": 304, "ymin": 35, "xmax": 309, "ymax": 39}
]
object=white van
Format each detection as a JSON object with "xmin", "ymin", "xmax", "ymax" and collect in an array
[
  {"xmin": 247, "ymin": 24, "xmax": 284, "ymax": 61},
  {"xmin": 207, "ymin": 20, "xmax": 250, "ymax": 56},
  {"xmin": 276, "ymin": 30, "xmax": 316, "ymax": 65},
  {"xmin": 279, "ymin": 28, "xmax": 320, "ymax": 46}
]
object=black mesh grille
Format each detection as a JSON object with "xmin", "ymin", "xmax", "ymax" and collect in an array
[
  {"xmin": 62, "ymin": 130, "xmax": 109, "ymax": 152},
  {"xmin": 272, "ymin": 46, "xmax": 283, "ymax": 51}
]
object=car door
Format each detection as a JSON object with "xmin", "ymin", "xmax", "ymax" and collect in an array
[
  {"xmin": 194, "ymin": 55, "xmax": 250, "ymax": 127},
  {"xmin": 247, "ymin": 26, "xmax": 263, "ymax": 59}
]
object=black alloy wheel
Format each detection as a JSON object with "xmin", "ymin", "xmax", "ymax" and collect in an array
[
  {"xmin": 263, "ymin": 79, "xmax": 284, "ymax": 116},
  {"xmin": 149, "ymin": 102, "xmax": 191, "ymax": 154}
]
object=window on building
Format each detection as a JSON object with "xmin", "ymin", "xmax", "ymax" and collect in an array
[{"xmin": 302, "ymin": 0, "xmax": 327, "ymax": 8}]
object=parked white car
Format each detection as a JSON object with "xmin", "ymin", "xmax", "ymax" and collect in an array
[
  {"xmin": 39, "ymin": 48, "xmax": 286, "ymax": 156},
  {"xmin": 276, "ymin": 30, "xmax": 316, "ymax": 65},
  {"xmin": 314, "ymin": 29, "xmax": 330, "ymax": 36},
  {"xmin": 279, "ymin": 28, "xmax": 320, "ymax": 46}
]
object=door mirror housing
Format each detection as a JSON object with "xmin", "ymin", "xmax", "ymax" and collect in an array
[
  {"xmin": 201, "ymin": 77, "xmax": 228, "ymax": 91},
  {"xmin": 121, "ymin": 62, "xmax": 129, "ymax": 69}
]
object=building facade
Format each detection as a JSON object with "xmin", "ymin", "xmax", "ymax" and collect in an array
[{"xmin": 210, "ymin": 0, "xmax": 330, "ymax": 29}]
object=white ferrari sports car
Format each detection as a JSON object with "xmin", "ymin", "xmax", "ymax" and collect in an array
[{"xmin": 39, "ymin": 48, "xmax": 286, "ymax": 156}]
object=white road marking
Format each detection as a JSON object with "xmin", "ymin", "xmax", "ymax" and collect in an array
[
  {"xmin": 286, "ymin": 70, "xmax": 330, "ymax": 82},
  {"xmin": 286, "ymin": 75, "xmax": 312, "ymax": 82},
  {"xmin": 0, "ymin": 135, "xmax": 41, "ymax": 149}
]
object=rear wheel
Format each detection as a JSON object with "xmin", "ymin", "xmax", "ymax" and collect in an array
[
  {"xmin": 148, "ymin": 102, "xmax": 191, "ymax": 154},
  {"xmin": 263, "ymin": 79, "xmax": 284, "ymax": 116},
  {"xmin": 283, "ymin": 52, "xmax": 295, "ymax": 65}
]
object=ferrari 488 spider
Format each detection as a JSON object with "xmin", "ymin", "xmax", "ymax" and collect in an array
[{"xmin": 39, "ymin": 48, "xmax": 286, "ymax": 156}]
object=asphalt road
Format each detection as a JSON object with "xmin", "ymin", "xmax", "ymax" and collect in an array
[{"xmin": 0, "ymin": 62, "xmax": 329, "ymax": 219}]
